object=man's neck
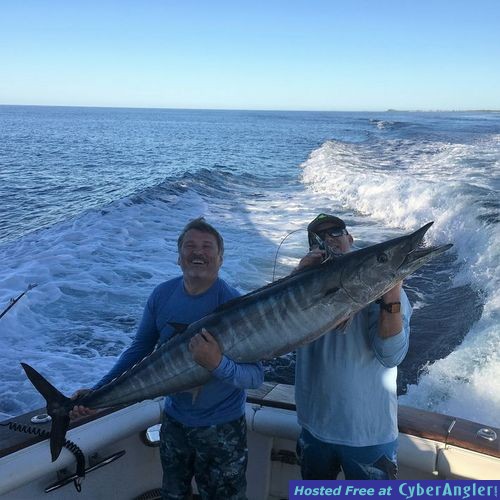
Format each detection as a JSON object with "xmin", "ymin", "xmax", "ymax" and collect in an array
[{"xmin": 183, "ymin": 276, "xmax": 217, "ymax": 296}]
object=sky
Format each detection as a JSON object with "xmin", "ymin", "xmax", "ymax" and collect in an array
[{"xmin": 1, "ymin": 0, "xmax": 499, "ymax": 111}]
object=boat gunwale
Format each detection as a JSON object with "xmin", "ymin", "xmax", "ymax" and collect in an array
[{"xmin": 1, "ymin": 382, "xmax": 499, "ymax": 461}]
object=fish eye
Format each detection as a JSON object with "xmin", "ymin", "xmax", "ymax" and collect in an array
[{"xmin": 377, "ymin": 253, "xmax": 388, "ymax": 263}]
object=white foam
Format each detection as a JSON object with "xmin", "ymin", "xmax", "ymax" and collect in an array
[
  {"xmin": 0, "ymin": 175, "xmax": 309, "ymax": 414},
  {"xmin": 0, "ymin": 191, "xmax": 201, "ymax": 411},
  {"xmin": 301, "ymin": 138, "xmax": 500, "ymax": 426}
]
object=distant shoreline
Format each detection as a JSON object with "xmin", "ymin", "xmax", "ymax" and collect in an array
[{"xmin": 385, "ymin": 108, "xmax": 500, "ymax": 113}]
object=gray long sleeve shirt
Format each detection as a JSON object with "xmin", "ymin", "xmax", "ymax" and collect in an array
[{"xmin": 295, "ymin": 289, "xmax": 412, "ymax": 447}]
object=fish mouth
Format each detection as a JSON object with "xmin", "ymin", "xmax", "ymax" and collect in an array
[
  {"xmin": 394, "ymin": 221, "xmax": 453, "ymax": 274},
  {"xmin": 400, "ymin": 243, "xmax": 454, "ymax": 273}
]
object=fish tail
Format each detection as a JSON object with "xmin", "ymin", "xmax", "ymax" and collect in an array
[{"xmin": 21, "ymin": 362, "xmax": 72, "ymax": 461}]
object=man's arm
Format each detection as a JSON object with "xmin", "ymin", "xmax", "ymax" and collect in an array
[
  {"xmin": 189, "ymin": 329, "xmax": 264, "ymax": 389},
  {"xmin": 93, "ymin": 300, "xmax": 159, "ymax": 389},
  {"xmin": 369, "ymin": 286, "xmax": 412, "ymax": 367},
  {"xmin": 378, "ymin": 282, "xmax": 403, "ymax": 339},
  {"xmin": 71, "ymin": 299, "xmax": 160, "ymax": 418}
]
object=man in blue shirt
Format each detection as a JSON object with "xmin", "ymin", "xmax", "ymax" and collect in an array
[
  {"xmin": 72, "ymin": 218, "xmax": 263, "ymax": 499},
  {"xmin": 294, "ymin": 214, "xmax": 412, "ymax": 480}
]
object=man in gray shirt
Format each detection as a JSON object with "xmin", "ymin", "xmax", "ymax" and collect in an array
[{"xmin": 295, "ymin": 213, "xmax": 412, "ymax": 480}]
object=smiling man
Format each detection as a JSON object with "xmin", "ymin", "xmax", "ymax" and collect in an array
[{"xmin": 71, "ymin": 218, "xmax": 263, "ymax": 500}]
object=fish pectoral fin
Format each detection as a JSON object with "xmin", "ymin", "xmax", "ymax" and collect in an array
[
  {"xmin": 324, "ymin": 286, "xmax": 339, "ymax": 297},
  {"xmin": 167, "ymin": 322, "xmax": 189, "ymax": 334},
  {"xmin": 301, "ymin": 286, "xmax": 340, "ymax": 311},
  {"xmin": 333, "ymin": 314, "xmax": 353, "ymax": 333},
  {"xmin": 299, "ymin": 287, "xmax": 340, "ymax": 311}
]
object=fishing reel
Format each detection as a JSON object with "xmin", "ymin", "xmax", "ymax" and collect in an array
[
  {"xmin": 310, "ymin": 232, "xmax": 344, "ymax": 263},
  {"xmin": 310, "ymin": 233, "xmax": 326, "ymax": 252}
]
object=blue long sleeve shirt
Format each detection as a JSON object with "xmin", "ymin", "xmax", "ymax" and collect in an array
[
  {"xmin": 95, "ymin": 276, "xmax": 263, "ymax": 426},
  {"xmin": 295, "ymin": 289, "xmax": 412, "ymax": 447}
]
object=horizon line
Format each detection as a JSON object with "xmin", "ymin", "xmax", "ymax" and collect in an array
[{"xmin": 1, "ymin": 103, "xmax": 499, "ymax": 114}]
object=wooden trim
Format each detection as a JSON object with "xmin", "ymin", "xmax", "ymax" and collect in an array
[{"xmin": 247, "ymin": 383, "xmax": 500, "ymax": 460}]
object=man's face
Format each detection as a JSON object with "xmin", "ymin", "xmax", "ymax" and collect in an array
[
  {"xmin": 314, "ymin": 222, "xmax": 353, "ymax": 254},
  {"xmin": 178, "ymin": 229, "xmax": 222, "ymax": 283}
]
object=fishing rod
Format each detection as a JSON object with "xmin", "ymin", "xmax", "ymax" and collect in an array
[{"xmin": 0, "ymin": 283, "xmax": 38, "ymax": 320}]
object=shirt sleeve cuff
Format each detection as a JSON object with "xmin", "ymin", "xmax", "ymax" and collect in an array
[
  {"xmin": 374, "ymin": 328, "xmax": 407, "ymax": 355},
  {"xmin": 210, "ymin": 354, "xmax": 232, "ymax": 378}
]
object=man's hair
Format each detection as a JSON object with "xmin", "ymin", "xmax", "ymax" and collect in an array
[{"xmin": 177, "ymin": 217, "xmax": 224, "ymax": 256}]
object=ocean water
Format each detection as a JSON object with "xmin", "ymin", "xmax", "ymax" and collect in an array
[{"xmin": 0, "ymin": 105, "xmax": 499, "ymax": 427}]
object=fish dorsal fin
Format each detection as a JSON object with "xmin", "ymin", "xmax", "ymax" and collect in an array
[
  {"xmin": 212, "ymin": 296, "xmax": 241, "ymax": 314},
  {"xmin": 167, "ymin": 322, "xmax": 189, "ymax": 334},
  {"xmin": 211, "ymin": 271, "xmax": 306, "ymax": 314}
]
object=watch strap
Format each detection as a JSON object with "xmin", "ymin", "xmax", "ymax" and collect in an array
[{"xmin": 376, "ymin": 299, "xmax": 401, "ymax": 313}]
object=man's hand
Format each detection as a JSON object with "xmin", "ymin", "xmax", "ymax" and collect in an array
[
  {"xmin": 296, "ymin": 247, "xmax": 325, "ymax": 270},
  {"xmin": 69, "ymin": 388, "xmax": 96, "ymax": 419},
  {"xmin": 189, "ymin": 328, "xmax": 222, "ymax": 371}
]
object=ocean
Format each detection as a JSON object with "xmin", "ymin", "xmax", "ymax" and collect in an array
[{"xmin": 0, "ymin": 105, "xmax": 498, "ymax": 427}]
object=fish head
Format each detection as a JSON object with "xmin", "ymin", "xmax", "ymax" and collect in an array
[{"xmin": 338, "ymin": 222, "xmax": 453, "ymax": 306}]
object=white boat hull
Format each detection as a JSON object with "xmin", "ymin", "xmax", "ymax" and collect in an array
[{"xmin": 1, "ymin": 385, "xmax": 499, "ymax": 499}]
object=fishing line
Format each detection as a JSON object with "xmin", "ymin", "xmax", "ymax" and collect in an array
[
  {"xmin": 272, "ymin": 229, "xmax": 340, "ymax": 281},
  {"xmin": 272, "ymin": 229, "xmax": 304, "ymax": 282}
]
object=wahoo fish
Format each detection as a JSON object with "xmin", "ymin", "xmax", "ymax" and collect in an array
[{"xmin": 21, "ymin": 221, "xmax": 452, "ymax": 462}]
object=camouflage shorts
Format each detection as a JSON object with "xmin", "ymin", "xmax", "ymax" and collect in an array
[{"xmin": 159, "ymin": 413, "xmax": 248, "ymax": 500}]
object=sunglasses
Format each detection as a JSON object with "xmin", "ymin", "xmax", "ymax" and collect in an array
[{"xmin": 315, "ymin": 227, "xmax": 349, "ymax": 240}]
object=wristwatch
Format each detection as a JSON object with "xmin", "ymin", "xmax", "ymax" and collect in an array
[{"xmin": 377, "ymin": 300, "xmax": 401, "ymax": 313}]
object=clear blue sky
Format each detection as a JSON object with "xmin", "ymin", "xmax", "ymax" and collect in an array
[{"xmin": 1, "ymin": 0, "xmax": 499, "ymax": 111}]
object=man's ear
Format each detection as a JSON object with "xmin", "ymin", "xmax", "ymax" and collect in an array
[
  {"xmin": 177, "ymin": 255, "xmax": 181, "ymax": 266},
  {"xmin": 348, "ymin": 234, "xmax": 354, "ymax": 246}
]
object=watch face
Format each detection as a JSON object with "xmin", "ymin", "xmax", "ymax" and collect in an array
[
  {"xmin": 389, "ymin": 303, "xmax": 401, "ymax": 313},
  {"xmin": 381, "ymin": 302, "xmax": 401, "ymax": 313}
]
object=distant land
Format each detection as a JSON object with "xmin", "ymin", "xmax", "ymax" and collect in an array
[{"xmin": 386, "ymin": 109, "xmax": 500, "ymax": 113}]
